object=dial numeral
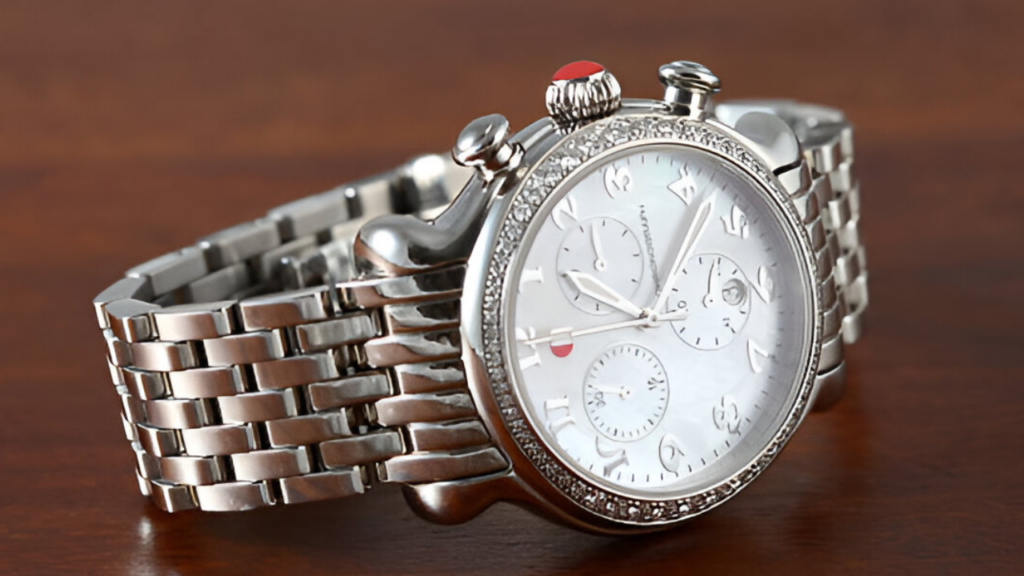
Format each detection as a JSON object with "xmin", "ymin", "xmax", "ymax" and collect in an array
[
  {"xmin": 667, "ymin": 166, "xmax": 697, "ymax": 205},
  {"xmin": 595, "ymin": 437, "xmax": 629, "ymax": 476},
  {"xmin": 712, "ymin": 395, "xmax": 742, "ymax": 434},
  {"xmin": 519, "ymin": 266, "xmax": 545, "ymax": 293},
  {"xmin": 551, "ymin": 195, "xmax": 580, "ymax": 230},
  {"xmin": 751, "ymin": 265, "xmax": 773, "ymax": 303},
  {"xmin": 545, "ymin": 396, "xmax": 574, "ymax": 435},
  {"xmin": 722, "ymin": 205, "xmax": 750, "ymax": 238},
  {"xmin": 603, "ymin": 166, "xmax": 632, "ymax": 198},
  {"xmin": 658, "ymin": 434, "xmax": 684, "ymax": 473},
  {"xmin": 516, "ymin": 327, "xmax": 541, "ymax": 370},
  {"xmin": 747, "ymin": 339, "xmax": 769, "ymax": 373}
]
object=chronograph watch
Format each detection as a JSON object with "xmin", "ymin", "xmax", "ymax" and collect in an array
[{"xmin": 92, "ymin": 61, "xmax": 868, "ymax": 533}]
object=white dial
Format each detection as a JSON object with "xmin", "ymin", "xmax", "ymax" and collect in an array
[
  {"xmin": 665, "ymin": 253, "xmax": 751, "ymax": 350},
  {"xmin": 556, "ymin": 217, "xmax": 643, "ymax": 315},
  {"xmin": 584, "ymin": 344, "xmax": 668, "ymax": 441},
  {"xmin": 508, "ymin": 144, "xmax": 813, "ymax": 497}
]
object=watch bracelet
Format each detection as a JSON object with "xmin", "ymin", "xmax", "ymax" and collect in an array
[{"xmin": 92, "ymin": 155, "xmax": 507, "ymax": 512}]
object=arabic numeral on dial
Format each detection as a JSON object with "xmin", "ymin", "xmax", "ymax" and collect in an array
[
  {"xmin": 516, "ymin": 327, "xmax": 541, "ymax": 370},
  {"xmin": 603, "ymin": 165, "xmax": 632, "ymax": 198},
  {"xmin": 747, "ymin": 339, "xmax": 769, "ymax": 373},
  {"xmin": 551, "ymin": 195, "xmax": 580, "ymax": 230},
  {"xmin": 658, "ymin": 434, "xmax": 684, "ymax": 473},
  {"xmin": 712, "ymin": 395, "xmax": 742, "ymax": 434},
  {"xmin": 751, "ymin": 265, "xmax": 773, "ymax": 303},
  {"xmin": 722, "ymin": 205, "xmax": 750, "ymax": 238},
  {"xmin": 668, "ymin": 166, "xmax": 696, "ymax": 205},
  {"xmin": 595, "ymin": 437, "xmax": 629, "ymax": 476}
]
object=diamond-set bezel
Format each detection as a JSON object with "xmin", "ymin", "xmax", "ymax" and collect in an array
[{"xmin": 480, "ymin": 113, "xmax": 821, "ymax": 525}]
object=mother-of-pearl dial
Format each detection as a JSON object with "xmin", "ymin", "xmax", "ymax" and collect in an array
[{"xmin": 507, "ymin": 143, "xmax": 813, "ymax": 497}]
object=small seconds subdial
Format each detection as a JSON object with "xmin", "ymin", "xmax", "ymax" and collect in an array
[
  {"xmin": 556, "ymin": 216, "xmax": 643, "ymax": 315},
  {"xmin": 665, "ymin": 254, "xmax": 751, "ymax": 350},
  {"xmin": 584, "ymin": 344, "xmax": 668, "ymax": 441}
]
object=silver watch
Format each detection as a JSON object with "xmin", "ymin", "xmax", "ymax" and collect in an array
[{"xmin": 93, "ymin": 60, "xmax": 867, "ymax": 533}]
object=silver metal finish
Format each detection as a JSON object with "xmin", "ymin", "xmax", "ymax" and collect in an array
[
  {"xmin": 546, "ymin": 61, "xmax": 622, "ymax": 130},
  {"xmin": 92, "ymin": 60, "xmax": 866, "ymax": 529},
  {"xmin": 659, "ymin": 61, "xmax": 721, "ymax": 118},
  {"xmin": 452, "ymin": 114, "xmax": 523, "ymax": 180},
  {"xmin": 93, "ymin": 153, "xmax": 503, "ymax": 513}
]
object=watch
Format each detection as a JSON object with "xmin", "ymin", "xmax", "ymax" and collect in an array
[{"xmin": 92, "ymin": 60, "xmax": 867, "ymax": 533}]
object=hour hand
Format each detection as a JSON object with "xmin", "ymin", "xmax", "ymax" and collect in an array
[{"xmin": 564, "ymin": 270, "xmax": 645, "ymax": 318}]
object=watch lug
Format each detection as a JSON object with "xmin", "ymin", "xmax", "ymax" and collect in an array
[
  {"xmin": 713, "ymin": 107, "xmax": 802, "ymax": 173},
  {"xmin": 401, "ymin": 469, "xmax": 522, "ymax": 525},
  {"xmin": 811, "ymin": 361, "xmax": 846, "ymax": 411},
  {"xmin": 354, "ymin": 173, "xmax": 492, "ymax": 277}
]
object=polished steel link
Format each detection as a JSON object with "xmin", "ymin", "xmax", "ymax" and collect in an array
[
  {"xmin": 264, "ymin": 411, "xmax": 355, "ymax": 447},
  {"xmin": 94, "ymin": 154, "xmax": 504, "ymax": 512},
  {"xmin": 295, "ymin": 312, "xmax": 380, "ymax": 352},
  {"xmin": 238, "ymin": 286, "xmax": 331, "ymax": 331},
  {"xmin": 319, "ymin": 431, "xmax": 405, "ymax": 469},
  {"xmin": 363, "ymin": 328, "xmax": 462, "ymax": 368},
  {"xmin": 392, "ymin": 360, "xmax": 468, "ymax": 394},
  {"xmin": 375, "ymin": 391, "xmax": 478, "ymax": 427},
  {"xmin": 184, "ymin": 262, "xmax": 252, "ymax": 303},
  {"xmin": 198, "ymin": 218, "xmax": 281, "ymax": 269},
  {"xmin": 166, "ymin": 366, "xmax": 245, "ymax": 399},
  {"xmin": 231, "ymin": 447, "xmax": 313, "ymax": 482},
  {"xmin": 278, "ymin": 469, "xmax": 365, "ymax": 505},
  {"xmin": 307, "ymin": 373, "xmax": 393, "ymax": 411},
  {"xmin": 380, "ymin": 447, "xmax": 508, "ymax": 484},
  {"xmin": 217, "ymin": 389, "xmax": 301, "ymax": 423},
  {"xmin": 203, "ymin": 330, "xmax": 287, "ymax": 366},
  {"xmin": 180, "ymin": 424, "xmax": 257, "ymax": 456},
  {"xmin": 152, "ymin": 301, "xmax": 236, "ymax": 341},
  {"xmin": 193, "ymin": 481, "xmax": 275, "ymax": 512},
  {"xmin": 127, "ymin": 247, "xmax": 209, "ymax": 298},
  {"xmin": 252, "ymin": 352, "xmax": 339, "ymax": 390},
  {"xmin": 405, "ymin": 420, "xmax": 491, "ymax": 452}
]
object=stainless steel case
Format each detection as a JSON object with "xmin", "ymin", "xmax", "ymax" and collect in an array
[{"xmin": 393, "ymin": 99, "xmax": 841, "ymax": 533}]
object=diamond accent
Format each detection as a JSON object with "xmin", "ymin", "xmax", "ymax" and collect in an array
[{"xmin": 480, "ymin": 113, "xmax": 821, "ymax": 525}]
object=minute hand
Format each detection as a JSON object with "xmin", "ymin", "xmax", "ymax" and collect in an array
[{"xmin": 651, "ymin": 195, "xmax": 715, "ymax": 318}]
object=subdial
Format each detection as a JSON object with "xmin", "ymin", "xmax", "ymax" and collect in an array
[
  {"xmin": 664, "ymin": 254, "xmax": 751, "ymax": 350},
  {"xmin": 556, "ymin": 217, "xmax": 644, "ymax": 315},
  {"xmin": 584, "ymin": 344, "xmax": 668, "ymax": 441}
]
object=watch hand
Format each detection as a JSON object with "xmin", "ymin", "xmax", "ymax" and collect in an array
[
  {"xmin": 650, "ymin": 195, "xmax": 715, "ymax": 319},
  {"xmin": 589, "ymin": 383, "xmax": 631, "ymax": 398},
  {"xmin": 591, "ymin": 224, "xmax": 607, "ymax": 272},
  {"xmin": 565, "ymin": 270, "xmax": 644, "ymax": 318},
  {"xmin": 703, "ymin": 256, "xmax": 720, "ymax": 307},
  {"xmin": 523, "ymin": 308, "xmax": 690, "ymax": 347},
  {"xmin": 524, "ymin": 318, "xmax": 646, "ymax": 346}
]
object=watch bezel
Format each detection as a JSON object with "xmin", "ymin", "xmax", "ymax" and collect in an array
[{"xmin": 463, "ymin": 106, "xmax": 823, "ymax": 529}]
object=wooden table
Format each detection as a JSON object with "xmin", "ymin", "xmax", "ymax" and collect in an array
[{"xmin": 2, "ymin": 1, "xmax": 1021, "ymax": 574}]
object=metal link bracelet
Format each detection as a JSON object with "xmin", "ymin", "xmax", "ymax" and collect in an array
[{"xmin": 93, "ymin": 155, "xmax": 506, "ymax": 512}]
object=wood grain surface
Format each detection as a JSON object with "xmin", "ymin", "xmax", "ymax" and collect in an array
[{"xmin": 1, "ymin": 1, "xmax": 1022, "ymax": 574}]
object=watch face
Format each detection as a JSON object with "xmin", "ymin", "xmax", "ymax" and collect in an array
[{"xmin": 503, "ymin": 138, "xmax": 815, "ymax": 502}]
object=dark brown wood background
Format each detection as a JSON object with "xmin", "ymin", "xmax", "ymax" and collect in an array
[{"xmin": 1, "ymin": 1, "xmax": 1022, "ymax": 574}]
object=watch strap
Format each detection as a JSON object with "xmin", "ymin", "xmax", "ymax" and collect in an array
[{"xmin": 93, "ymin": 155, "xmax": 507, "ymax": 512}]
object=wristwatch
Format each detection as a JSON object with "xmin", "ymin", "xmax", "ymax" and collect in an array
[{"xmin": 92, "ymin": 60, "xmax": 867, "ymax": 533}]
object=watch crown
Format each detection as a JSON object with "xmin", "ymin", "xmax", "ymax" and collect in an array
[
  {"xmin": 658, "ymin": 61, "xmax": 721, "ymax": 117},
  {"xmin": 545, "ymin": 61, "xmax": 622, "ymax": 130},
  {"xmin": 452, "ymin": 113, "xmax": 520, "ymax": 180}
]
